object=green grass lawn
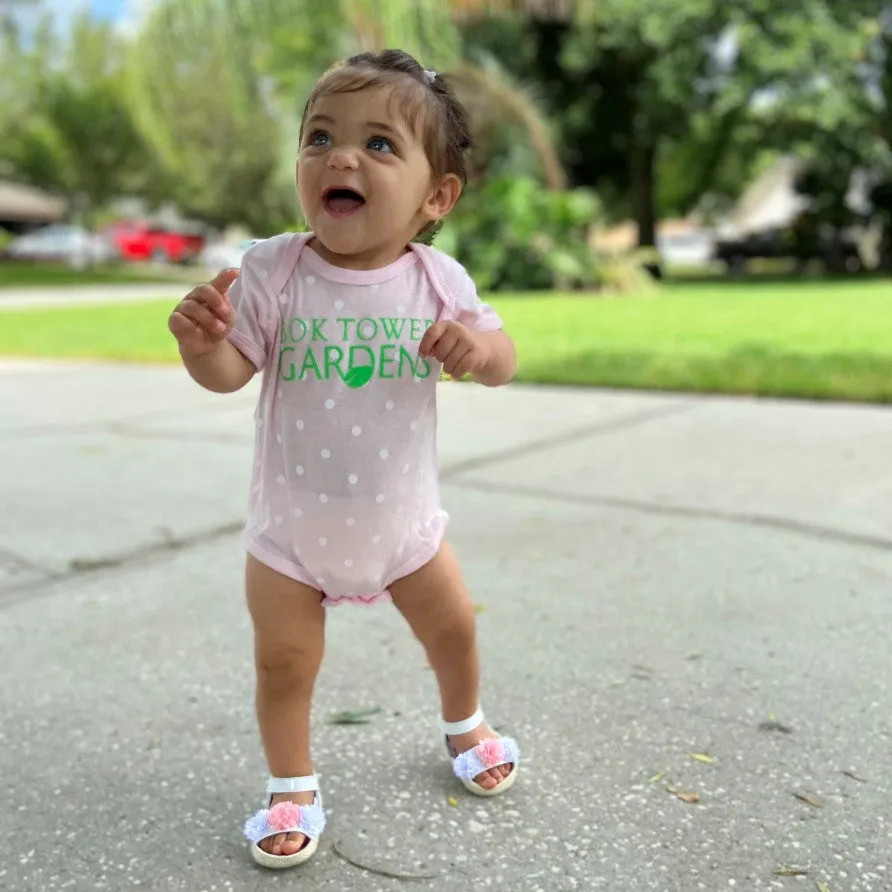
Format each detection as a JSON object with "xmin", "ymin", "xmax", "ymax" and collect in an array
[
  {"xmin": 2, "ymin": 279, "xmax": 892, "ymax": 402},
  {"xmin": 0, "ymin": 261, "xmax": 195, "ymax": 287}
]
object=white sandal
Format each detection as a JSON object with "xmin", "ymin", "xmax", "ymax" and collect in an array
[
  {"xmin": 441, "ymin": 708, "xmax": 520, "ymax": 797},
  {"xmin": 243, "ymin": 775, "xmax": 325, "ymax": 869}
]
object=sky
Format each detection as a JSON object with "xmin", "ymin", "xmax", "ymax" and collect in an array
[
  {"xmin": 88, "ymin": 0, "xmax": 129, "ymax": 21},
  {"xmin": 20, "ymin": 0, "xmax": 146, "ymax": 33}
]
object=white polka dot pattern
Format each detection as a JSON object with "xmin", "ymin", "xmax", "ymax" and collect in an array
[{"xmin": 232, "ymin": 236, "xmax": 498, "ymax": 605}]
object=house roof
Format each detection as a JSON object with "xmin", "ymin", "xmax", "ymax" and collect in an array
[{"xmin": 0, "ymin": 180, "xmax": 67, "ymax": 223}]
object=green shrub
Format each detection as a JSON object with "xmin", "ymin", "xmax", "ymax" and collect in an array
[{"xmin": 436, "ymin": 175, "xmax": 604, "ymax": 291}]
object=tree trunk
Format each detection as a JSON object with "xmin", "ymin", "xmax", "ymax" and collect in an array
[{"xmin": 630, "ymin": 142, "xmax": 662, "ymax": 279}]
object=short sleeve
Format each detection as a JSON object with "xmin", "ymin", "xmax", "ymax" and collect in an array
[
  {"xmin": 227, "ymin": 235, "xmax": 291, "ymax": 371},
  {"xmin": 427, "ymin": 249, "xmax": 503, "ymax": 332},
  {"xmin": 452, "ymin": 268, "xmax": 503, "ymax": 332}
]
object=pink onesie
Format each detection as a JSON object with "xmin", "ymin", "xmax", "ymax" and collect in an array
[{"xmin": 227, "ymin": 233, "xmax": 503, "ymax": 606}]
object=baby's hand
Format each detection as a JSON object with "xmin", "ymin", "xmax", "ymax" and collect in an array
[
  {"xmin": 168, "ymin": 268, "xmax": 239, "ymax": 358},
  {"xmin": 419, "ymin": 321, "xmax": 492, "ymax": 379}
]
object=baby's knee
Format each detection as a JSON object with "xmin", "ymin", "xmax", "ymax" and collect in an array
[{"xmin": 256, "ymin": 640, "xmax": 321, "ymax": 695}]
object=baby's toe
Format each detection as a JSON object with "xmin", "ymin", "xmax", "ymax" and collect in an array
[
  {"xmin": 264, "ymin": 833, "xmax": 286, "ymax": 855},
  {"xmin": 475, "ymin": 770, "xmax": 498, "ymax": 789},
  {"xmin": 281, "ymin": 833, "xmax": 306, "ymax": 856}
]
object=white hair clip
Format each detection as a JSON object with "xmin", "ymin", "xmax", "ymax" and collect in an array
[{"xmin": 423, "ymin": 69, "xmax": 437, "ymax": 84}]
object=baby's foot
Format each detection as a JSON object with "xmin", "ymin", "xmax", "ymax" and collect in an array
[
  {"xmin": 258, "ymin": 791, "xmax": 316, "ymax": 856},
  {"xmin": 447, "ymin": 723, "xmax": 513, "ymax": 791}
]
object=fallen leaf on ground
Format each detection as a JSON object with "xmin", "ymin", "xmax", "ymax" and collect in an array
[
  {"xmin": 842, "ymin": 770, "xmax": 867, "ymax": 783},
  {"xmin": 758, "ymin": 719, "xmax": 794, "ymax": 734},
  {"xmin": 775, "ymin": 867, "xmax": 809, "ymax": 876},
  {"xmin": 793, "ymin": 792, "xmax": 823, "ymax": 808},
  {"xmin": 327, "ymin": 706, "xmax": 383, "ymax": 725},
  {"xmin": 816, "ymin": 883, "xmax": 831, "ymax": 892},
  {"xmin": 649, "ymin": 771, "xmax": 666, "ymax": 784},
  {"xmin": 691, "ymin": 753, "xmax": 715, "ymax": 764},
  {"xmin": 667, "ymin": 786, "xmax": 700, "ymax": 804},
  {"xmin": 447, "ymin": 797, "xmax": 458, "ymax": 807}
]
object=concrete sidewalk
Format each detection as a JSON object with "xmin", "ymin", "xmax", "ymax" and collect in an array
[
  {"xmin": 1, "ymin": 361, "xmax": 890, "ymax": 891},
  {"xmin": 0, "ymin": 283, "xmax": 186, "ymax": 310}
]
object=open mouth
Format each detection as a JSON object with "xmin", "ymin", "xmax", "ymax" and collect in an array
[{"xmin": 323, "ymin": 187, "xmax": 366, "ymax": 217}]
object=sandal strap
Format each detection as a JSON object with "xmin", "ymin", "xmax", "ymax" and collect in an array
[
  {"xmin": 267, "ymin": 774, "xmax": 319, "ymax": 795},
  {"xmin": 440, "ymin": 708, "xmax": 484, "ymax": 736},
  {"xmin": 452, "ymin": 737, "xmax": 520, "ymax": 782},
  {"xmin": 244, "ymin": 796, "xmax": 326, "ymax": 844}
]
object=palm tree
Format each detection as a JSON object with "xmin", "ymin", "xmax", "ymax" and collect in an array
[{"xmin": 124, "ymin": 0, "xmax": 568, "ymax": 219}]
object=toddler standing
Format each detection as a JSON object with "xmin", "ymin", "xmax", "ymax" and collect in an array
[{"xmin": 168, "ymin": 49, "xmax": 519, "ymax": 869}]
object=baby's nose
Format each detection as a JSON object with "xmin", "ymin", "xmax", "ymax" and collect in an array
[{"xmin": 328, "ymin": 147, "xmax": 360, "ymax": 170}]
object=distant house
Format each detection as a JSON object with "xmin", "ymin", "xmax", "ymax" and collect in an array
[
  {"xmin": 591, "ymin": 155, "xmax": 873, "ymax": 267},
  {"xmin": 0, "ymin": 181, "xmax": 67, "ymax": 234},
  {"xmin": 591, "ymin": 218, "xmax": 716, "ymax": 266},
  {"xmin": 715, "ymin": 157, "xmax": 810, "ymax": 239}
]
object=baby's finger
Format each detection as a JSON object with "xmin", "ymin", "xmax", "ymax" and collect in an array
[
  {"xmin": 449, "ymin": 348, "xmax": 477, "ymax": 379},
  {"xmin": 419, "ymin": 322, "xmax": 445, "ymax": 357},
  {"xmin": 178, "ymin": 298, "xmax": 227, "ymax": 336},
  {"xmin": 209, "ymin": 267, "xmax": 240, "ymax": 297},
  {"xmin": 168, "ymin": 310, "xmax": 199, "ymax": 341},
  {"xmin": 432, "ymin": 329, "xmax": 461, "ymax": 363},
  {"xmin": 443, "ymin": 343, "xmax": 472, "ymax": 376},
  {"xmin": 190, "ymin": 283, "xmax": 230, "ymax": 320},
  {"xmin": 212, "ymin": 297, "xmax": 234, "ymax": 325}
]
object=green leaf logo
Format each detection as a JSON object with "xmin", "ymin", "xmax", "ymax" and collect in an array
[{"xmin": 344, "ymin": 364, "xmax": 374, "ymax": 389}]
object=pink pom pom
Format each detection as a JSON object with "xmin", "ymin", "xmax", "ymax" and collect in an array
[
  {"xmin": 477, "ymin": 738, "xmax": 505, "ymax": 768},
  {"xmin": 267, "ymin": 801, "xmax": 302, "ymax": 832}
]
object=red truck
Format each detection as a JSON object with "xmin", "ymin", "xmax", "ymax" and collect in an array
[{"xmin": 105, "ymin": 220, "xmax": 206, "ymax": 264}]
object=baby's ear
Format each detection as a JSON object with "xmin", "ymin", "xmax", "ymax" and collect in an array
[{"xmin": 422, "ymin": 174, "xmax": 462, "ymax": 223}]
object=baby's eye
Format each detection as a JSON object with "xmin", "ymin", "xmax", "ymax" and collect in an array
[
  {"xmin": 308, "ymin": 131, "xmax": 331, "ymax": 148},
  {"xmin": 367, "ymin": 136, "xmax": 394, "ymax": 154}
]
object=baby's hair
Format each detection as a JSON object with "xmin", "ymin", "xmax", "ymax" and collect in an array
[{"xmin": 299, "ymin": 49, "xmax": 473, "ymax": 243}]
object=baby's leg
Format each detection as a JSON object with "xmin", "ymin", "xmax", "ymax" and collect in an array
[
  {"xmin": 245, "ymin": 554, "xmax": 325, "ymax": 856},
  {"xmin": 389, "ymin": 542, "xmax": 511, "ymax": 789}
]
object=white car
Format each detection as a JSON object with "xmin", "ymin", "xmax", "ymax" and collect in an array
[
  {"xmin": 4, "ymin": 225, "xmax": 118, "ymax": 268},
  {"xmin": 199, "ymin": 238, "xmax": 260, "ymax": 272}
]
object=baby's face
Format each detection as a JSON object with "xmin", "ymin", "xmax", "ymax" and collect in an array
[{"xmin": 297, "ymin": 87, "xmax": 437, "ymax": 267}]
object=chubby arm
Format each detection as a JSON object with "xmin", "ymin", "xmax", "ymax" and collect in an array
[
  {"xmin": 168, "ymin": 268, "xmax": 255, "ymax": 393},
  {"xmin": 419, "ymin": 322, "xmax": 517, "ymax": 387},
  {"xmin": 180, "ymin": 340, "xmax": 255, "ymax": 393},
  {"xmin": 469, "ymin": 328, "xmax": 517, "ymax": 387}
]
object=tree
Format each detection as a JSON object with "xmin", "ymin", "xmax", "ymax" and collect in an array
[
  {"xmin": 459, "ymin": 0, "xmax": 886, "ymax": 274},
  {"xmin": 122, "ymin": 0, "xmax": 291, "ymax": 232},
  {"xmin": 0, "ymin": 0, "xmax": 37, "ymax": 35},
  {"xmin": 0, "ymin": 11, "xmax": 151, "ymax": 218},
  {"xmin": 123, "ymin": 0, "xmax": 567, "ymax": 232},
  {"xmin": 751, "ymin": 5, "xmax": 892, "ymax": 269}
]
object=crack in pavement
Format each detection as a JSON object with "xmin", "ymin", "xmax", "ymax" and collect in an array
[
  {"xmin": 7, "ymin": 397, "xmax": 884, "ymax": 608},
  {"xmin": 447, "ymin": 478, "xmax": 892, "ymax": 555},
  {"xmin": 439, "ymin": 402, "xmax": 697, "ymax": 480},
  {"xmin": 0, "ymin": 521, "xmax": 244, "ymax": 608},
  {"xmin": 0, "ymin": 545, "xmax": 45, "ymax": 573},
  {"xmin": 0, "ymin": 402, "xmax": 695, "ymax": 605}
]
